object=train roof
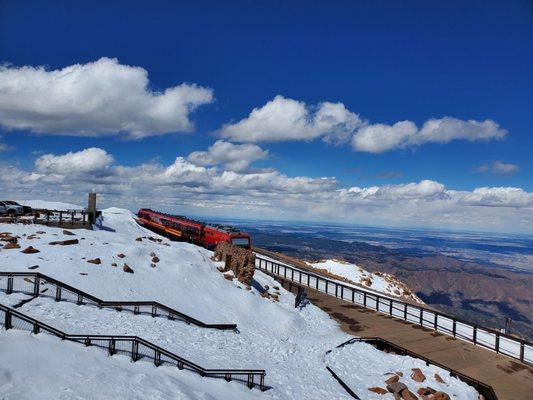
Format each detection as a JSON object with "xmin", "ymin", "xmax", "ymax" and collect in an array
[{"xmin": 140, "ymin": 208, "xmax": 245, "ymax": 234}]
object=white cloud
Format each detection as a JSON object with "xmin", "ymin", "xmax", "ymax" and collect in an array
[
  {"xmin": 187, "ymin": 140, "xmax": 268, "ymax": 172},
  {"xmin": 35, "ymin": 148, "xmax": 114, "ymax": 175},
  {"xmin": 218, "ymin": 96, "xmax": 506, "ymax": 153},
  {"xmin": 474, "ymin": 161, "xmax": 519, "ymax": 175},
  {"xmin": 351, "ymin": 117, "xmax": 507, "ymax": 153},
  {"xmin": 219, "ymin": 95, "xmax": 362, "ymax": 143},
  {"xmin": 2, "ymin": 147, "xmax": 531, "ymax": 234},
  {"xmin": 0, "ymin": 58, "xmax": 213, "ymax": 139}
]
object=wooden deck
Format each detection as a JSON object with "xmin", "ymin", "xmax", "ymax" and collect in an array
[{"xmin": 279, "ymin": 280, "xmax": 533, "ymax": 400}]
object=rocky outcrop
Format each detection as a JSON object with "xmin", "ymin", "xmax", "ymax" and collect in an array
[
  {"xmin": 123, "ymin": 263, "xmax": 134, "ymax": 273},
  {"xmin": 214, "ymin": 242, "xmax": 255, "ymax": 286},
  {"xmin": 49, "ymin": 239, "xmax": 79, "ymax": 246},
  {"xmin": 87, "ymin": 258, "xmax": 101, "ymax": 265},
  {"xmin": 21, "ymin": 246, "xmax": 40, "ymax": 254}
]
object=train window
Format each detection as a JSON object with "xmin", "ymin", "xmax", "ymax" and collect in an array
[{"xmin": 231, "ymin": 237, "xmax": 250, "ymax": 247}]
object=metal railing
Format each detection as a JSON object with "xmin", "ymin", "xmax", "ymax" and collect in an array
[
  {"xmin": 329, "ymin": 337, "xmax": 498, "ymax": 400},
  {"xmin": 255, "ymin": 255, "xmax": 533, "ymax": 365},
  {"xmin": 0, "ymin": 303, "xmax": 266, "ymax": 390},
  {"xmin": 0, "ymin": 272, "xmax": 237, "ymax": 330}
]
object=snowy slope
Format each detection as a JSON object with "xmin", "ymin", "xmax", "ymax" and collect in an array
[
  {"xmin": 0, "ymin": 205, "xmax": 478, "ymax": 399},
  {"xmin": 309, "ymin": 259, "xmax": 423, "ymax": 304},
  {"xmin": 16, "ymin": 199, "xmax": 84, "ymax": 210}
]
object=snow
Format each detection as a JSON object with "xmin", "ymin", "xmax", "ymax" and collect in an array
[
  {"xmin": 16, "ymin": 199, "xmax": 84, "ymax": 211},
  {"xmin": 0, "ymin": 206, "xmax": 479, "ymax": 399},
  {"xmin": 325, "ymin": 341, "xmax": 479, "ymax": 399},
  {"xmin": 308, "ymin": 259, "xmax": 423, "ymax": 303}
]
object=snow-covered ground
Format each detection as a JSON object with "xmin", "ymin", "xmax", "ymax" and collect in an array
[
  {"xmin": 16, "ymin": 199, "xmax": 84, "ymax": 210},
  {"xmin": 0, "ymin": 204, "xmax": 479, "ymax": 399},
  {"xmin": 308, "ymin": 259, "xmax": 423, "ymax": 303}
]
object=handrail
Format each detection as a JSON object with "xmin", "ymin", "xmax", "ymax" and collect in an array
[
  {"xmin": 0, "ymin": 303, "xmax": 266, "ymax": 390},
  {"xmin": 255, "ymin": 254, "xmax": 533, "ymax": 365},
  {"xmin": 0, "ymin": 272, "xmax": 237, "ymax": 330},
  {"xmin": 329, "ymin": 337, "xmax": 498, "ymax": 400}
]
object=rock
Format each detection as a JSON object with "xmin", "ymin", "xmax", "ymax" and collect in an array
[
  {"xmin": 148, "ymin": 236, "xmax": 157, "ymax": 242},
  {"xmin": 36, "ymin": 231, "xmax": 46, "ymax": 234},
  {"xmin": 3, "ymin": 242, "xmax": 20, "ymax": 250},
  {"xmin": 117, "ymin": 253, "xmax": 126, "ymax": 258},
  {"xmin": 149, "ymin": 252, "xmax": 156, "ymax": 257},
  {"xmin": 387, "ymin": 382, "xmax": 407, "ymax": 394},
  {"xmin": 411, "ymin": 368, "xmax": 426, "ymax": 382},
  {"xmin": 261, "ymin": 291, "xmax": 270, "ymax": 298},
  {"xmin": 28, "ymin": 265, "xmax": 39, "ymax": 270},
  {"xmin": 396, "ymin": 372, "xmax": 404, "ymax": 377},
  {"xmin": 213, "ymin": 242, "xmax": 255, "ymax": 286},
  {"xmin": 400, "ymin": 389, "xmax": 418, "ymax": 400},
  {"xmin": 151, "ymin": 256, "xmax": 159, "ymax": 263},
  {"xmin": 150, "ymin": 263, "xmax": 157, "ymax": 268},
  {"xmin": 433, "ymin": 374, "xmax": 445, "ymax": 384},
  {"xmin": 62, "ymin": 230, "xmax": 76, "ymax": 236},
  {"xmin": 430, "ymin": 392, "xmax": 450, "ymax": 400},
  {"xmin": 79, "ymin": 272, "xmax": 88, "ymax": 276},
  {"xmin": 271, "ymin": 294, "xmax": 279, "ymax": 301},
  {"xmin": 87, "ymin": 258, "xmax": 101, "ymax": 265},
  {"xmin": 111, "ymin": 263, "xmax": 117, "ymax": 267},
  {"xmin": 368, "ymin": 387, "xmax": 388, "ymax": 395},
  {"xmin": 135, "ymin": 237, "xmax": 143, "ymax": 242},
  {"xmin": 49, "ymin": 239, "xmax": 79, "ymax": 246},
  {"xmin": 223, "ymin": 274, "xmax": 233, "ymax": 281},
  {"xmin": 273, "ymin": 286, "xmax": 280, "ymax": 290},
  {"xmin": 385, "ymin": 375, "xmax": 400, "ymax": 384},
  {"xmin": 123, "ymin": 263, "xmax": 134, "ymax": 273},
  {"xmin": 418, "ymin": 387, "xmax": 436, "ymax": 396},
  {"xmin": 264, "ymin": 285, "xmax": 270, "ymax": 290},
  {"xmin": 21, "ymin": 246, "xmax": 40, "ymax": 254}
]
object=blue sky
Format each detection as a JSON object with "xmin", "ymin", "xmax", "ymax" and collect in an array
[{"xmin": 0, "ymin": 1, "xmax": 532, "ymax": 233}]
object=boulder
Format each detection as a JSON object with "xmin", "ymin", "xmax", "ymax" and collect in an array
[
  {"xmin": 49, "ymin": 239, "xmax": 79, "ymax": 246},
  {"xmin": 117, "ymin": 253, "xmax": 126, "ymax": 258},
  {"xmin": 123, "ymin": 263, "xmax": 134, "ymax": 273},
  {"xmin": 3, "ymin": 242, "xmax": 21, "ymax": 250},
  {"xmin": 387, "ymin": 381, "xmax": 407, "ymax": 394},
  {"xmin": 418, "ymin": 387, "xmax": 436, "ymax": 396},
  {"xmin": 411, "ymin": 368, "xmax": 426, "ymax": 382},
  {"xmin": 430, "ymin": 392, "xmax": 450, "ymax": 400},
  {"xmin": 21, "ymin": 246, "xmax": 40, "ymax": 254},
  {"xmin": 368, "ymin": 387, "xmax": 388, "ymax": 395},
  {"xmin": 87, "ymin": 258, "xmax": 101, "ymax": 265},
  {"xmin": 400, "ymin": 389, "xmax": 419, "ymax": 400},
  {"xmin": 433, "ymin": 374, "xmax": 445, "ymax": 384},
  {"xmin": 151, "ymin": 256, "xmax": 160, "ymax": 263},
  {"xmin": 385, "ymin": 375, "xmax": 400, "ymax": 385}
]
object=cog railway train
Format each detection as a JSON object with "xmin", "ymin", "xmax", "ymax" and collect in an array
[{"xmin": 136, "ymin": 208, "xmax": 252, "ymax": 250}]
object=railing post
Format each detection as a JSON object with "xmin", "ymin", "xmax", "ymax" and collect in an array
[
  {"xmin": 452, "ymin": 320, "xmax": 457, "ymax": 337},
  {"xmin": 473, "ymin": 326, "xmax": 477, "ymax": 344},
  {"xmin": 351, "ymin": 289, "xmax": 355, "ymax": 303},
  {"xmin": 325, "ymin": 280, "xmax": 328, "ymax": 294},
  {"xmin": 291, "ymin": 269, "xmax": 294, "ymax": 281},
  {"xmin": 340, "ymin": 285, "xmax": 344, "ymax": 299},
  {"xmin": 420, "ymin": 309, "xmax": 423, "ymax": 326},
  {"xmin": 4, "ymin": 309, "xmax": 12, "ymax": 329},
  {"xmin": 33, "ymin": 322, "xmax": 40, "ymax": 334},
  {"xmin": 6, "ymin": 277, "xmax": 13, "ymax": 294},
  {"xmin": 335, "ymin": 284, "xmax": 338, "ymax": 297},
  {"xmin": 177, "ymin": 361, "xmax": 184, "ymax": 370},
  {"xmin": 152, "ymin": 306, "xmax": 157, "ymax": 317},
  {"xmin": 82, "ymin": 211, "xmax": 86, "ymax": 225},
  {"xmin": 520, "ymin": 341, "xmax": 525, "ymax": 362},
  {"xmin": 376, "ymin": 295, "xmax": 380, "ymax": 311},
  {"xmin": 33, "ymin": 278, "xmax": 40, "ymax": 296},
  {"xmin": 71, "ymin": 212, "xmax": 75, "ymax": 226},
  {"xmin": 260, "ymin": 373, "xmax": 266, "ymax": 391},
  {"xmin": 108, "ymin": 339, "xmax": 116, "ymax": 356},
  {"xmin": 134, "ymin": 305, "xmax": 139, "ymax": 315},
  {"xmin": 131, "ymin": 341, "xmax": 139, "ymax": 362},
  {"xmin": 59, "ymin": 211, "xmax": 63, "ymax": 226},
  {"xmin": 404, "ymin": 303, "xmax": 408, "ymax": 320},
  {"xmin": 495, "ymin": 333, "xmax": 500, "ymax": 353},
  {"xmin": 55, "ymin": 286, "xmax": 62, "ymax": 302},
  {"xmin": 77, "ymin": 294, "xmax": 83, "ymax": 305},
  {"xmin": 363, "ymin": 292, "xmax": 367, "ymax": 307},
  {"xmin": 434, "ymin": 313, "xmax": 438, "ymax": 330},
  {"xmin": 247, "ymin": 374, "xmax": 253, "ymax": 389},
  {"xmin": 154, "ymin": 350, "xmax": 161, "ymax": 366}
]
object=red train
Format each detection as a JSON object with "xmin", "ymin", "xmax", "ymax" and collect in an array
[{"xmin": 135, "ymin": 209, "xmax": 252, "ymax": 250}]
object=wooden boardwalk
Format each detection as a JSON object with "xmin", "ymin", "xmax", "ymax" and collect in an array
[{"xmin": 279, "ymin": 280, "xmax": 533, "ymax": 400}]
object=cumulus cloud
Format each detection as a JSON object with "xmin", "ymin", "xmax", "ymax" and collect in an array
[
  {"xmin": 2, "ymin": 147, "xmax": 532, "ymax": 233},
  {"xmin": 217, "ymin": 95, "xmax": 506, "ymax": 153},
  {"xmin": 351, "ymin": 117, "xmax": 507, "ymax": 153},
  {"xmin": 187, "ymin": 140, "xmax": 268, "ymax": 172},
  {"xmin": 474, "ymin": 161, "xmax": 519, "ymax": 175},
  {"xmin": 35, "ymin": 148, "xmax": 114, "ymax": 175},
  {"xmin": 219, "ymin": 95, "xmax": 362, "ymax": 144},
  {"xmin": 0, "ymin": 57, "xmax": 213, "ymax": 139}
]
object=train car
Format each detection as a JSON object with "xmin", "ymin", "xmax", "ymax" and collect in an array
[{"xmin": 135, "ymin": 208, "xmax": 251, "ymax": 250}]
